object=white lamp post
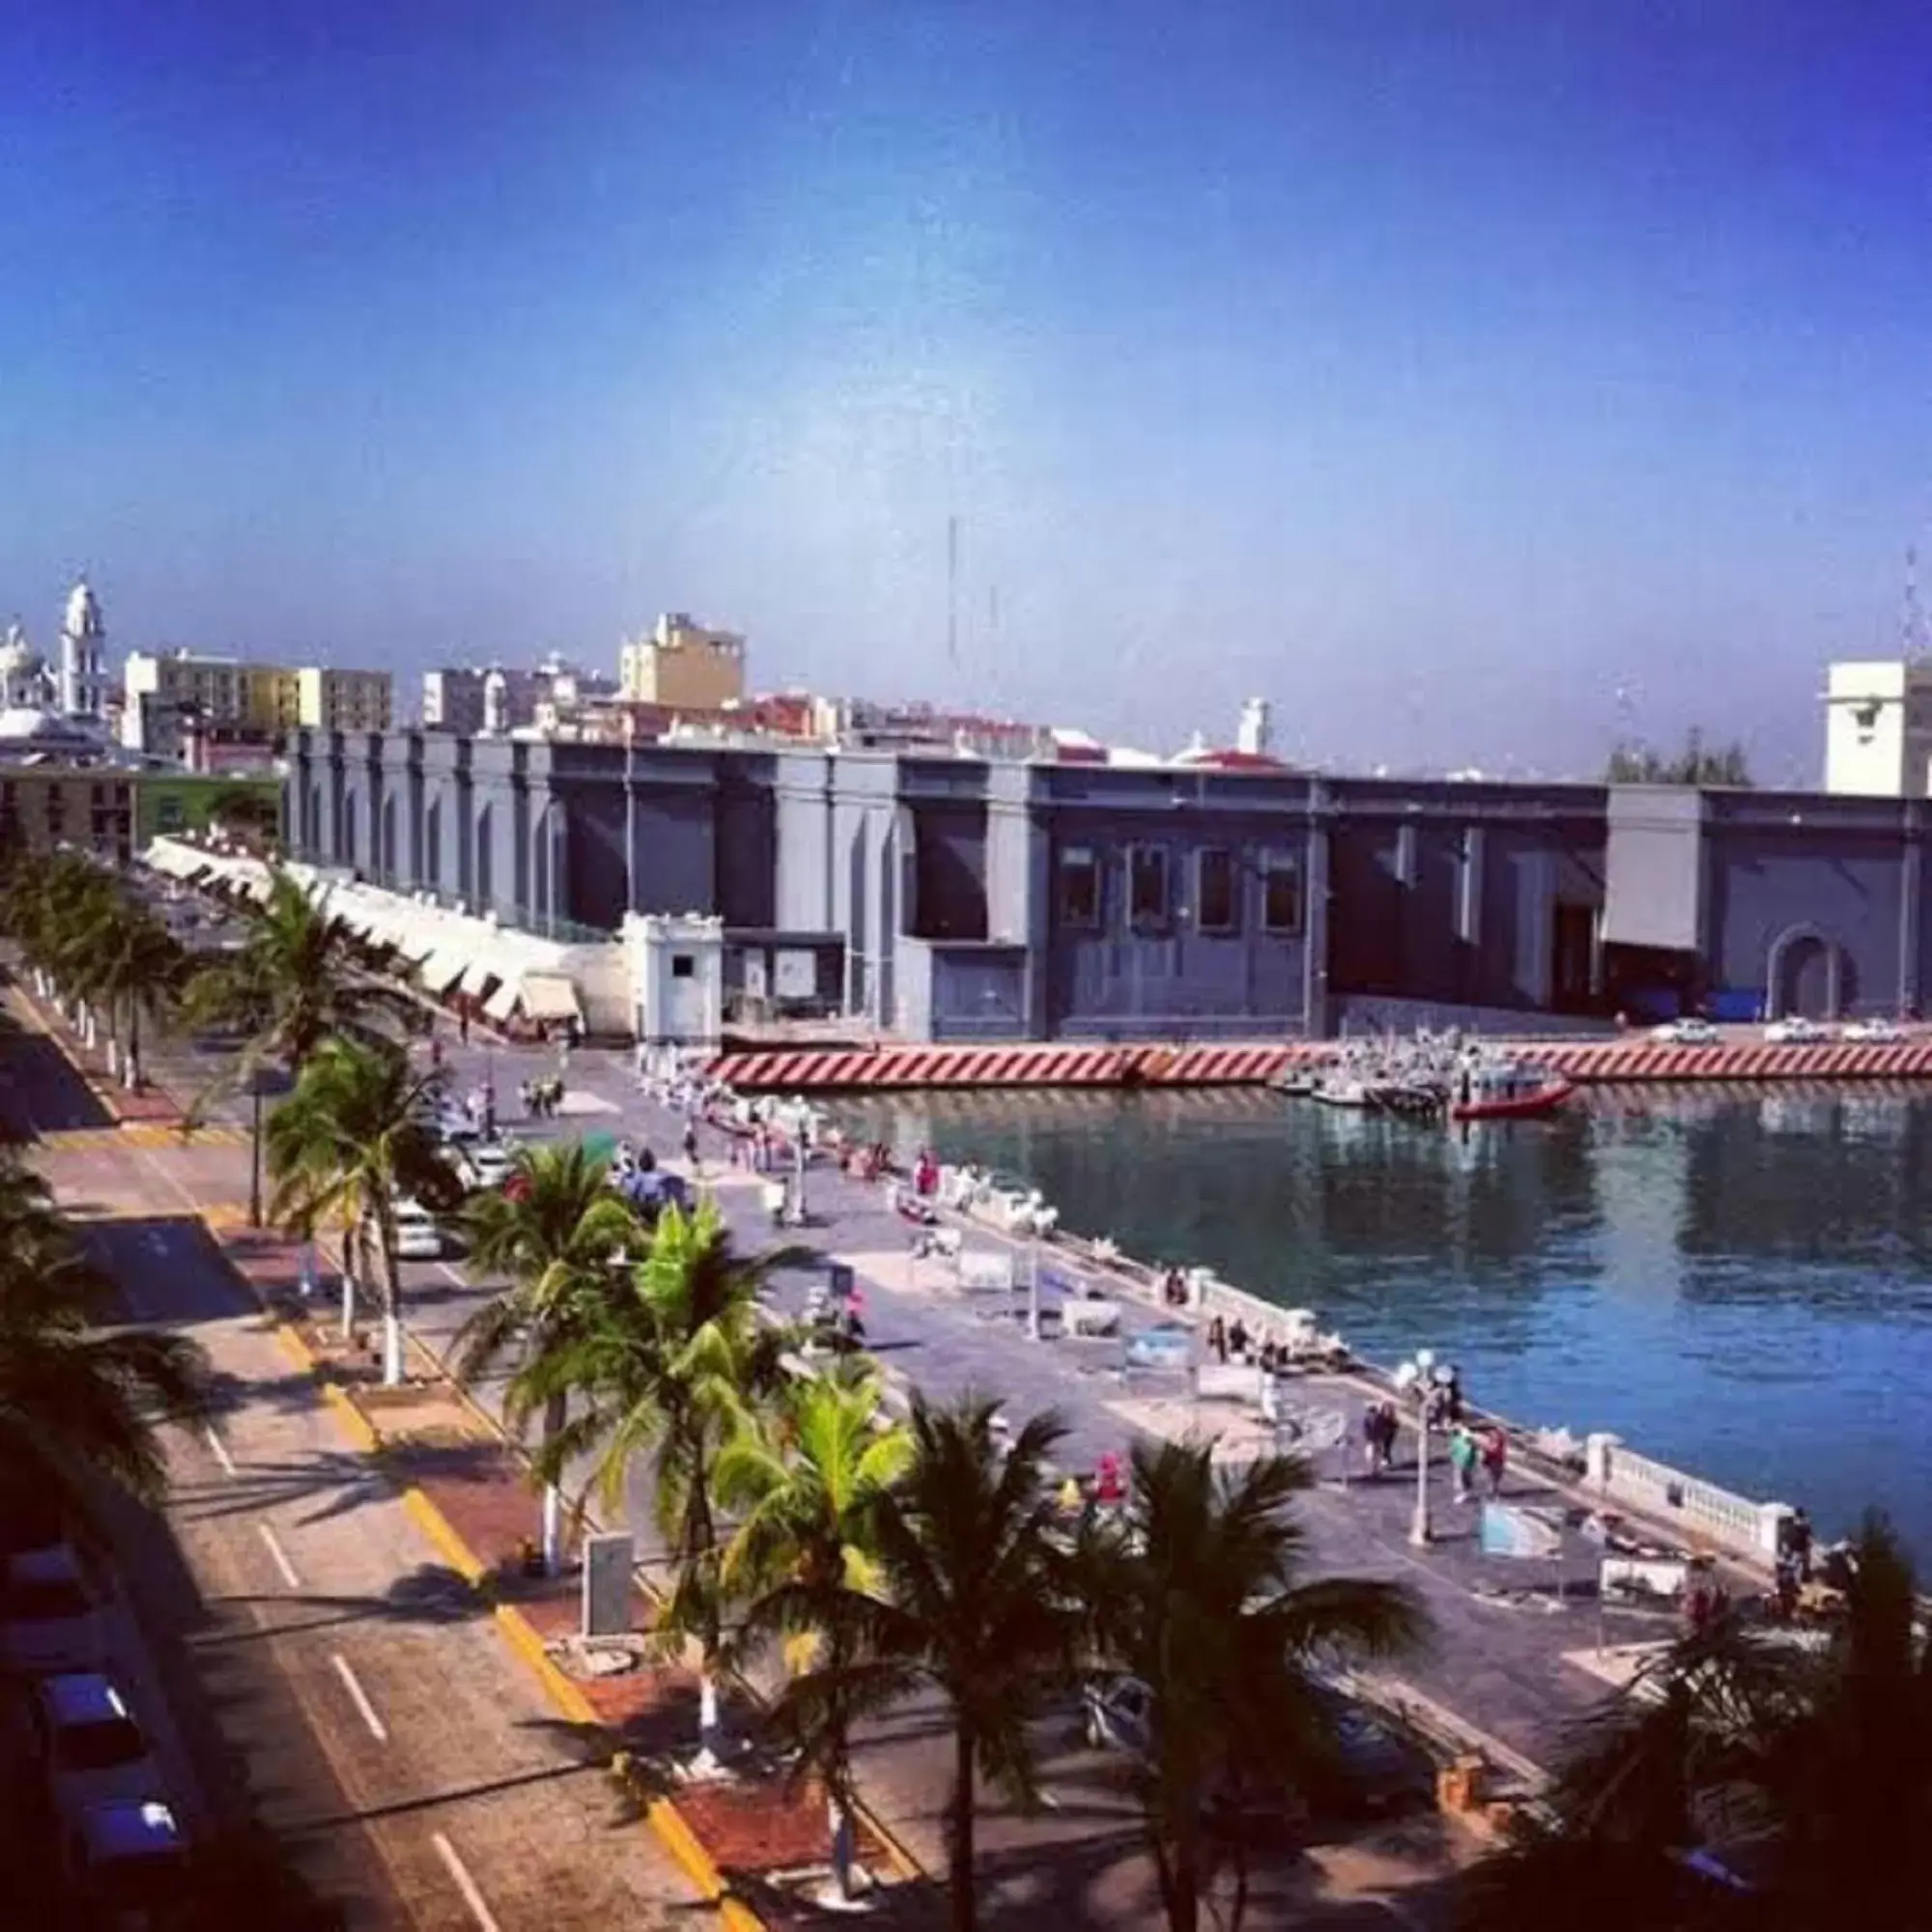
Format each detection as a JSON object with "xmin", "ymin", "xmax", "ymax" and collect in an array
[{"xmin": 1406, "ymin": 1348, "xmax": 1435, "ymax": 1548}]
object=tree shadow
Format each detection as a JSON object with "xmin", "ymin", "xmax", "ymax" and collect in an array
[{"xmin": 0, "ymin": 1031, "xmax": 114, "ymax": 1134}]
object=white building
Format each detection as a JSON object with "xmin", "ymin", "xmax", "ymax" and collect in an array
[
  {"xmin": 60, "ymin": 581, "xmax": 107, "ymax": 720},
  {"xmin": 1823, "ymin": 659, "xmax": 1932, "ymax": 796}
]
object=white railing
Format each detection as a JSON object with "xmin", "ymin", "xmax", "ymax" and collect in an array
[{"xmin": 1586, "ymin": 1434, "xmax": 1786, "ymax": 1561}]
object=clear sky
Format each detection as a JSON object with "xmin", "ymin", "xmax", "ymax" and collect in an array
[{"xmin": 3, "ymin": 1, "xmax": 1929, "ymax": 781}]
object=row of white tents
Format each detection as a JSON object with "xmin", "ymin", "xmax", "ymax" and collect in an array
[{"xmin": 142, "ymin": 835, "xmax": 597, "ymax": 1030}]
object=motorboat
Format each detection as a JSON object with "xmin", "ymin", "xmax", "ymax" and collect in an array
[{"xmin": 1445, "ymin": 1060, "xmax": 1573, "ymax": 1122}]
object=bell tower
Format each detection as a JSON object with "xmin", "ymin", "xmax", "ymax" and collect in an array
[{"xmin": 60, "ymin": 581, "xmax": 106, "ymax": 718}]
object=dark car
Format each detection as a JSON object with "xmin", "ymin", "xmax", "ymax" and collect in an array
[{"xmin": 1084, "ymin": 1674, "xmax": 1435, "ymax": 1839}]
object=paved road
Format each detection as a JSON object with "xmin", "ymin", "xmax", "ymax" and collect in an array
[{"xmin": 4, "ymin": 995, "xmax": 704, "ymax": 1930}]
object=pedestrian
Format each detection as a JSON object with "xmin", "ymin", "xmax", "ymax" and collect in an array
[
  {"xmin": 1208, "ymin": 1315, "xmax": 1228, "ymax": 1364},
  {"xmin": 1479, "ymin": 1425, "xmax": 1508, "ymax": 1499},
  {"xmin": 458, "ymin": 1009, "xmax": 470, "ymax": 1046},
  {"xmin": 481, "ymin": 1081, "xmax": 497, "ymax": 1141},
  {"xmin": 1361, "ymin": 1404, "xmax": 1382, "ymax": 1478},
  {"xmin": 1786, "ymin": 1506, "xmax": 1814, "ymax": 1583},
  {"xmin": 519, "ymin": 1079, "xmax": 532, "ymax": 1120},
  {"xmin": 1369, "ymin": 1402, "xmax": 1395, "ymax": 1475},
  {"xmin": 1448, "ymin": 1423, "xmax": 1478, "ymax": 1503},
  {"xmin": 682, "ymin": 1120, "xmax": 699, "ymax": 1173},
  {"xmin": 1228, "ymin": 1317, "xmax": 1251, "ymax": 1360}
]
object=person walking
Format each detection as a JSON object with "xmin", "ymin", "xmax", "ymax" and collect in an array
[
  {"xmin": 1479, "ymin": 1425, "xmax": 1508, "ymax": 1499},
  {"xmin": 1448, "ymin": 1423, "xmax": 1478, "ymax": 1503},
  {"xmin": 682, "ymin": 1119, "xmax": 700, "ymax": 1174},
  {"xmin": 1208, "ymin": 1315, "xmax": 1228, "ymax": 1365}
]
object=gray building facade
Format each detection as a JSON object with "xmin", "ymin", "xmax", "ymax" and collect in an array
[{"xmin": 283, "ymin": 728, "xmax": 1932, "ymax": 1038}]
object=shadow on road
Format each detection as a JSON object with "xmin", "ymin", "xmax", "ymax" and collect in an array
[{"xmin": 0, "ymin": 1027, "xmax": 115, "ymax": 1136}]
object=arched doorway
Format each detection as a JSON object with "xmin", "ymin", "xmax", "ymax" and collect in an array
[{"xmin": 1766, "ymin": 924, "xmax": 1842, "ymax": 1020}]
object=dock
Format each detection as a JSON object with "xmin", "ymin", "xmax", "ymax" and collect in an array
[{"xmin": 706, "ymin": 1029, "xmax": 1932, "ymax": 1092}]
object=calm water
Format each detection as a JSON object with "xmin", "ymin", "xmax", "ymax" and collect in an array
[{"xmin": 838, "ymin": 1086, "xmax": 1932, "ymax": 1555}]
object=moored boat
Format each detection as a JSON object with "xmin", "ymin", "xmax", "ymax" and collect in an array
[{"xmin": 1446, "ymin": 1060, "xmax": 1573, "ymax": 1122}]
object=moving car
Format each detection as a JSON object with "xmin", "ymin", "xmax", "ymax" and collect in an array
[
  {"xmin": 391, "ymin": 1200, "xmax": 443, "ymax": 1262},
  {"xmin": 1842, "ymin": 1017, "xmax": 1904, "ymax": 1043},
  {"xmin": 1650, "ymin": 1018, "xmax": 1719, "ymax": 1045},
  {"xmin": 1, "ymin": 1545, "xmax": 105, "ymax": 1674},
  {"xmin": 29, "ymin": 1673, "xmax": 165, "ymax": 1829},
  {"xmin": 1763, "ymin": 1017, "xmax": 1827, "ymax": 1044}
]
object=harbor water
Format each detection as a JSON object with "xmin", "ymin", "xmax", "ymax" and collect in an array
[{"xmin": 837, "ymin": 1085, "xmax": 1932, "ymax": 1557}]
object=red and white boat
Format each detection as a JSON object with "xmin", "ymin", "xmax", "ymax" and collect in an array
[{"xmin": 1447, "ymin": 1059, "xmax": 1574, "ymax": 1122}]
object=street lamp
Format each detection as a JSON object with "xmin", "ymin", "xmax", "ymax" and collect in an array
[{"xmin": 1405, "ymin": 1347, "xmax": 1436, "ymax": 1548}]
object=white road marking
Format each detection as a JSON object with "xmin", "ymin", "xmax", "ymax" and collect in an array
[
  {"xmin": 202, "ymin": 1426, "xmax": 238, "ymax": 1478},
  {"xmin": 432, "ymin": 1832, "xmax": 505, "ymax": 1932},
  {"xmin": 257, "ymin": 1522, "xmax": 300, "ymax": 1590},
  {"xmin": 329, "ymin": 1653, "xmax": 388, "ymax": 1743}
]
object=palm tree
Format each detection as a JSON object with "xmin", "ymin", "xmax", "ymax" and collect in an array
[
  {"xmin": 183, "ymin": 867, "xmax": 419, "ymax": 1224},
  {"xmin": 451, "ymin": 1141, "xmax": 645, "ymax": 1574},
  {"xmin": 717, "ymin": 1359, "xmax": 915, "ymax": 1901},
  {"xmin": 0, "ymin": 1151, "xmax": 207, "ymax": 1516},
  {"xmin": 811, "ymin": 1390, "xmax": 1083, "ymax": 1932},
  {"xmin": 1460, "ymin": 1513, "xmax": 1932, "ymax": 1932},
  {"xmin": 4, "ymin": 851, "xmax": 127, "ymax": 1045},
  {"xmin": 68, "ymin": 893, "xmax": 185, "ymax": 1090},
  {"xmin": 1082, "ymin": 1440, "xmax": 1429, "ymax": 1932},
  {"xmin": 509, "ymin": 1197, "xmax": 807, "ymax": 1771},
  {"xmin": 266, "ymin": 1036, "xmax": 457, "ymax": 1384}
]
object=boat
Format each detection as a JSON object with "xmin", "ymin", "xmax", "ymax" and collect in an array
[{"xmin": 1446, "ymin": 1060, "xmax": 1573, "ymax": 1122}]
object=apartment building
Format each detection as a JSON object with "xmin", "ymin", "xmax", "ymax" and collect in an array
[
  {"xmin": 124, "ymin": 650, "xmax": 389, "ymax": 753},
  {"xmin": 296, "ymin": 666, "xmax": 392, "ymax": 732},
  {"xmin": 617, "ymin": 612, "xmax": 746, "ymax": 710}
]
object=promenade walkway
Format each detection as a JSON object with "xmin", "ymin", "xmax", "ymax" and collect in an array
[{"xmin": 38, "ymin": 998, "xmax": 1764, "ymax": 1929}]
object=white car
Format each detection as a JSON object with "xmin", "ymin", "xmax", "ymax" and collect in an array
[
  {"xmin": 1842, "ymin": 1017, "xmax": 1904, "ymax": 1043},
  {"xmin": 1763, "ymin": 1017, "xmax": 1828, "ymax": 1045},
  {"xmin": 1650, "ymin": 1018, "xmax": 1719, "ymax": 1045},
  {"xmin": 457, "ymin": 1142, "xmax": 514, "ymax": 1192},
  {"xmin": 30, "ymin": 1674, "xmax": 165, "ymax": 1830},
  {"xmin": 391, "ymin": 1200, "xmax": 443, "ymax": 1262},
  {"xmin": 1, "ymin": 1545, "xmax": 105, "ymax": 1675}
]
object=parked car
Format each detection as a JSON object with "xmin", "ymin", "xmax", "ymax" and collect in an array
[
  {"xmin": 61, "ymin": 1798, "xmax": 189, "ymax": 1928},
  {"xmin": 391, "ymin": 1200, "xmax": 443, "ymax": 1263},
  {"xmin": 1125, "ymin": 1322, "xmax": 1195, "ymax": 1372},
  {"xmin": 1, "ymin": 1545, "xmax": 105, "ymax": 1675},
  {"xmin": 456, "ymin": 1142, "xmax": 514, "ymax": 1192},
  {"xmin": 1763, "ymin": 1017, "xmax": 1828, "ymax": 1044},
  {"xmin": 1842, "ymin": 1017, "xmax": 1904, "ymax": 1043},
  {"xmin": 1082, "ymin": 1672, "xmax": 1434, "ymax": 1831},
  {"xmin": 28, "ymin": 1674, "xmax": 165, "ymax": 1829},
  {"xmin": 1650, "ymin": 1018, "xmax": 1719, "ymax": 1045}
]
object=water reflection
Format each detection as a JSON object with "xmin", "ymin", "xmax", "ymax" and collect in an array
[{"xmin": 840, "ymin": 1086, "xmax": 1932, "ymax": 1551}]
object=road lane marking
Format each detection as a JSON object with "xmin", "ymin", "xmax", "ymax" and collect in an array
[
  {"xmin": 257, "ymin": 1522, "xmax": 300, "ymax": 1590},
  {"xmin": 329, "ymin": 1653, "xmax": 389, "ymax": 1743},
  {"xmin": 202, "ymin": 1426, "xmax": 238, "ymax": 1478},
  {"xmin": 432, "ymin": 1833, "xmax": 505, "ymax": 1932}
]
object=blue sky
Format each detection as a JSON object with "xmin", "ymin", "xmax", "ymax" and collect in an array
[{"xmin": 3, "ymin": 1, "xmax": 1929, "ymax": 779}]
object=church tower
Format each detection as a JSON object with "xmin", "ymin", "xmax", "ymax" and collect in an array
[{"xmin": 60, "ymin": 581, "xmax": 106, "ymax": 718}]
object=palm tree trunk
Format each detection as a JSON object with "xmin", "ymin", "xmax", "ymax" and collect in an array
[
  {"xmin": 379, "ymin": 1233, "xmax": 405, "ymax": 1386},
  {"xmin": 949, "ymin": 1723, "xmax": 978, "ymax": 1932},
  {"xmin": 340, "ymin": 1219, "xmax": 361, "ymax": 1341},
  {"xmin": 540, "ymin": 1389, "xmax": 567, "ymax": 1574},
  {"xmin": 126, "ymin": 999, "xmax": 141, "ymax": 1090}
]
